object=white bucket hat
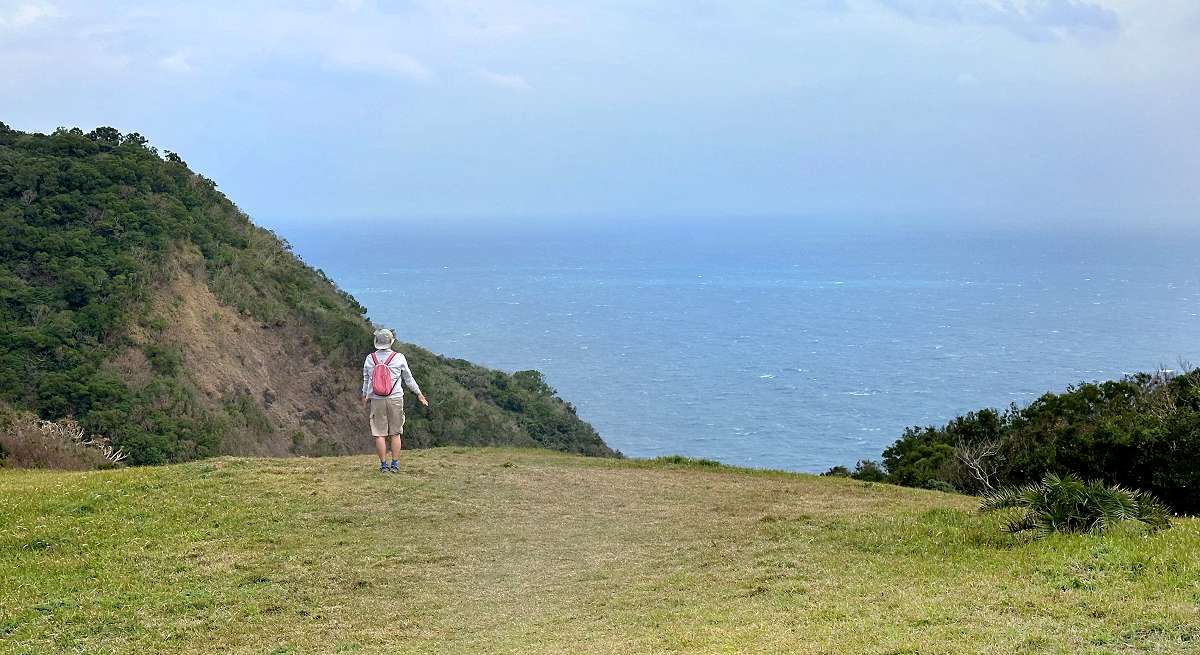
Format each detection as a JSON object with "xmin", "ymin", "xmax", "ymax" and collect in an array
[{"xmin": 373, "ymin": 328, "xmax": 395, "ymax": 350}]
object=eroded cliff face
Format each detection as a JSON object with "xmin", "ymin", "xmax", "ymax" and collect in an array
[{"xmin": 110, "ymin": 246, "xmax": 365, "ymax": 456}]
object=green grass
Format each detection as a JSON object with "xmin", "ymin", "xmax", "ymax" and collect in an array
[{"xmin": 2, "ymin": 449, "xmax": 1198, "ymax": 654}]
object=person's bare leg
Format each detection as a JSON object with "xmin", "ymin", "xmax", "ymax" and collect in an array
[
  {"xmin": 389, "ymin": 434, "xmax": 402, "ymax": 460},
  {"xmin": 374, "ymin": 436, "xmax": 387, "ymax": 461}
]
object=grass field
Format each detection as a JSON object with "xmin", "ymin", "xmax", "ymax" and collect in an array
[{"xmin": 2, "ymin": 448, "xmax": 1198, "ymax": 654}]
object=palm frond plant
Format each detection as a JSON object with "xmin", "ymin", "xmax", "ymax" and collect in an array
[{"xmin": 980, "ymin": 473, "xmax": 1172, "ymax": 539}]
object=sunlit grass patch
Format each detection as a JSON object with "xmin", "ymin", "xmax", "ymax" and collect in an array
[{"xmin": 2, "ymin": 448, "xmax": 1198, "ymax": 654}]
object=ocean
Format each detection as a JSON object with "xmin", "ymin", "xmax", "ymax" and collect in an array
[{"xmin": 276, "ymin": 219, "xmax": 1200, "ymax": 472}]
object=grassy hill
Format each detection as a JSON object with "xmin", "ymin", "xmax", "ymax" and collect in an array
[
  {"xmin": 0, "ymin": 123, "xmax": 614, "ymax": 463},
  {"xmin": 2, "ymin": 450, "xmax": 1197, "ymax": 654}
]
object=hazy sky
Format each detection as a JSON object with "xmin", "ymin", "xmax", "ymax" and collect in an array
[{"xmin": 3, "ymin": 0, "xmax": 1198, "ymax": 225}]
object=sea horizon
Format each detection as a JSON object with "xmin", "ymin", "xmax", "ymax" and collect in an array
[{"xmin": 275, "ymin": 218, "xmax": 1200, "ymax": 471}]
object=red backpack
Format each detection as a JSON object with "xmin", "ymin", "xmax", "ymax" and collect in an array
[{"xmin": 370, "ymin": 352, "xmax": 398, "ymax": 396}]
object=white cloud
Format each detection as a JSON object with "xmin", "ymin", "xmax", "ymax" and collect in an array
[
  {"xmin": 875, "ymin": 0, "xmax": 1120, "ymax": 42},
  {"xmin": 431, "ymin": 1, "xmax": 572, "ymax": 43},
  {"xmin": 159, "ymin": 52, "xmax": 191, "ymax": 73},
  {"xmin": 478, "ymin": 68, "xmax": 530, "ymax": 90},
  {"xmin": 325, "ymin": 45, "xmax": 431, "ymax": 80},
  {"xmin": 0, "ymin": 2, "xmax": 61, "ymax": 28},
  {"xmin": 2, "ymin": 0, "xmax": 1192, "ymax": 220}
]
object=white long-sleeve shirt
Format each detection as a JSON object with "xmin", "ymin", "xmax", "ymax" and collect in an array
[{"xmin": 362, "ymin": 349, "xmax": 422, "ymax": 399}]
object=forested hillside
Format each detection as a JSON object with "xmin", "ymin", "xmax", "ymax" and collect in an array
[{"xmin": 0, "ymin": 123, "xmax": 616, "ymax": 465}]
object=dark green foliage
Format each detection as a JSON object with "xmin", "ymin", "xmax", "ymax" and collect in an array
[
  {"xmin": 222, "ymin": 391, "xmax": 275, "ymax": 437},
  {"xmin": 881, "ymin": 408, "xmax": 1004, "ymax": 491},
  {"xmin": 484, "ymin": 369, "xmax": 608, "ymax": 454},
  {"xmin": 0, "ymin": 124, "xmax": 616, "ymax": 464},
  {"xmin": 824, "ymin": 461, "xmax": 931, "ymax": 487},
  {"xmin": 0, "ymin": 125, "xmax": 256, "ymax": 462},
  {"xmin": 850, "ymin": 459, "xmax": 887, "ymax": 483},
  {"xmin": 924, "ymin": 479, "xmax": 956, "ymax": 494},
  {"xmin": 858, "ymin": 369, "xmax": 1200, "ymax": 513},
  {"xmin": 980, "ymin": 473, "xmax": 1172, "ymax": 539},
  {"xmin": 143, "ymin": 344, "xmax": 182, "ymax": 376}
]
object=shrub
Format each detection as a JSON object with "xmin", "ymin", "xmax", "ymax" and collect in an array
[
  {"xmin": 925, "ymin": 479, "xmax": 957, "ymax": 494},
  {"xmin": 850, "ymin": 459, "xmax": 887, "ymax": 482},
  {"xmin": 0, "ymin": 411, "xmax": 123, "ymax": 469},
  {"xmin": 652, "ymin": 455, "xmax": 725, "ymax": 468},
  {"xmin": 853, "ymin": 368, "xmax": 1200, "ymax": 514},
  {"xmin": 882, "ymin": 409, "xmax": 1006, "ymax": 490},
  {"xmin": 980, "ymin": 473, "xmax": 1171, "ymax": 539},
  {"xmin": 143, "ymin": 344, "xmax": 183, "ymax": 375}
]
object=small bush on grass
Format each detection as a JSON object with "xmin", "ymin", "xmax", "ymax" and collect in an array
[
  {"xmin": 652, "ymin": 455, "xmax": 725, "ymax": 468},
  {"xmin": 925, "ymin": 479, "xmax": 957, "ymax": 494},
  {"xmin": 850, "ymin": 459, "xmax": 887, "ymax": 483},
  {"xmin": 980, "ymin": 473, "xmax": 1172, "ymax": 539}
]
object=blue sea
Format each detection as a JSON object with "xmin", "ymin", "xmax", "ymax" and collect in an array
[{"xmin": 277, "ymin": 219, "xmax": 1200, "ymax": 472}]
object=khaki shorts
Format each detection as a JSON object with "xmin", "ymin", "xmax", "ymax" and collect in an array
[{"xmin": 369, "ymin": 396, "xmax": 405, "ymax": 437}]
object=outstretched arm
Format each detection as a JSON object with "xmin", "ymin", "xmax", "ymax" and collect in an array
[{"xmin": 400, "ymin": 357, "xmax": 429, "ymax": 407}]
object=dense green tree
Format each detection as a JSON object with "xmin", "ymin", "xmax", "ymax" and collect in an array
[{"xmin": 858, "ymin": 370, "xmax": 1200, "ymax": 513}]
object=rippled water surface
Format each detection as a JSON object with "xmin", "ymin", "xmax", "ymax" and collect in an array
[{"xmin": 279, "ymin": 220, "xmax": 1200, "ymax": 471}]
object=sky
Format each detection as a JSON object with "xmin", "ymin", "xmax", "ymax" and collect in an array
[{"xmin": 2, "ymin": 0, "xmax": 1198, "ymax": 226}]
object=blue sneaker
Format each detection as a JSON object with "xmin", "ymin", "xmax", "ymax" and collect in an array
[
  {"xmin": 389, "ymin": 459, "xmax": 399, "ymax": 473},
  {"xmin": 379, "ymin": 461, "xmax": 388, "ymax": 473}
]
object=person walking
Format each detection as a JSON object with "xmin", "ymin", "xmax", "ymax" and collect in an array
[{"xmin": 363, "ymin": 328, "xmax": 428, "ymax": 472}]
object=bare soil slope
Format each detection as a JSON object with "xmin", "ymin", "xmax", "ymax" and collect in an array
[{"xmin": 120, "ymin": 246, "xmax": 363, "ymax": 456}]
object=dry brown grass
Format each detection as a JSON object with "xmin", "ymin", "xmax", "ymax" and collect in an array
[{"xmin": 0, "ymin": 412, "xmax": 117, "ymax": 470}]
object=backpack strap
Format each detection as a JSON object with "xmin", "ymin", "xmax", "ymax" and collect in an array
[
  {"xmin": 370, "ymin": 352, "xmax": 380, "ymax": 366},
  {"xmin": 383, "ymin": 352, "xmax": 400, "ymax": 394}
]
